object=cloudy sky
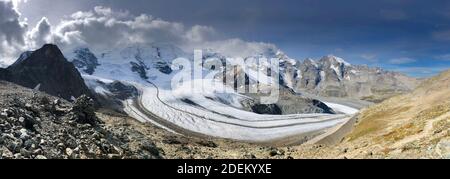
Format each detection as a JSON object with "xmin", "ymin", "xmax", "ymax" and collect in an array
[{"xmin": 1, "ymin": 0, "xmax": 450, "ymax": 77}]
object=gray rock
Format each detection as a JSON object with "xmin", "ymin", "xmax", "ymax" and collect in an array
[
  {"xmin": 196, "ymin": 140, "xmax": 218, "ymax": 148},
  {"xmin": 130, "ymin": 61, "xmax": 149, "ymax": 80},
  {"xmin": 251, "ymin": 104, "xmax": 282, "ymax": 115},
  {"xmin": 35, "ymin": 155, "xmax": 47, "ymax": 159},
  {"xmin": 65, "ymin": 148, "xmax": 74, "ymax": 157},
  {"xmin": 70, "ymin": 95, "xmax": 99, "ymax": 125},
  {"xmin": 1, "ymin": 147, "xmax": 14, "ymax": 159}
]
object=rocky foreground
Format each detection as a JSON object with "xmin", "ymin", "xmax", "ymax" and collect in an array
[{"xmin": 0, "ymin": 81, "xmax": 162, "ymax": 159}]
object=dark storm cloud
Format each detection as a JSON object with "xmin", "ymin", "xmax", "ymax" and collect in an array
[
  {"xmin": 0, "ymin": 0, "xmax": 27, "ymax": 64},
  {"xmin": 0, "ymin": 1, "xmax": 25, "ymax": 43}
]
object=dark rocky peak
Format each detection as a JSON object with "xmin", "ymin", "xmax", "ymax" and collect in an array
[
  {"xmin": 9, "ymin": 44, "xmax": 66, "ymax": 68},
  {"xmin": 36, "ymin": 44, "xmax": 65, "ymax": 60},
  {"xmin": 2, "ymin": 44, "xmax": 92, "ymax": 101}
]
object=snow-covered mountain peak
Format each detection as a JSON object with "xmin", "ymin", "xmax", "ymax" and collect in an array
[
  {"xmin": 68, "ymin": 47, "xmax": 99, "ymax": 75},
  {"xmin": 302, "ymin": 58, "xmax": 319, "ymax": 67},
  {"xmin": 320, "ymin": 55, "xmax": 351, "ymax": 66}
]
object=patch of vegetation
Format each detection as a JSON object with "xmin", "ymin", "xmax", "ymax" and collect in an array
[
  {"xmin": 381, "ymin": 122, "xmax": 425, "ymax": 142},
  {"xmin": 380, "ymin": 103, "xmax": 450, "ymax": 143},
  {"xmin": 361, "ymin": 88, "xmax": 407, "ymax": 103},
  {"xmin": 346, "ymin": 105, "xmax": 412, "ymax": 141}
]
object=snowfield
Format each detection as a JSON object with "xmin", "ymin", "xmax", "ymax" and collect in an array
[{"xmin": 323, "ymin": 102, "xmax": 359, "ymax": 115}]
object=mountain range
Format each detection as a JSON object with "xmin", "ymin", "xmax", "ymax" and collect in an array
[
  {"xmin": 65, "ymin": 43, "xmax": 419, "ymax": 100},
  {"xmin": 0, "ymin": 43, "xmax": 447, "ymax": 159}
]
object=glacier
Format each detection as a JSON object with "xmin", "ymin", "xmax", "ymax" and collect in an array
[{"xmin": 69, "ymin": 43, "xmax": 359, "ymax": 143}]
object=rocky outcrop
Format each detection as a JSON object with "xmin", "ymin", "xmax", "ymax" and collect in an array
[
  {"xmin": 275, "ymin": 88, "xmax": 335, "ymax": 114},
  {"xmin": 241, "ymin": 88, "xmax": 335, "ymax": 115},
  {"xmin": 130, "ymin": 61, "xmax": 149, "ymax": 80},
  {"xmin": 251, "ymin": 104, "xmax": 282, "ymax": 115},
  {"xmin": 86, "ymin": 80, "xmax": 139, "ymax": 114},
  {"xmin": 69, "ymin": 95, "xmax": 99, "ymax": 125},
  {"xmin": 0, "ymin": 44, "xmax": 92, "ymax": 101},
  {"xmin": 105, "ymin": 81, "xmax": 139, "ymax": 100},
  {"xmin": 155, "ymin": 61, "xmax": 173, "ymax": 74}
]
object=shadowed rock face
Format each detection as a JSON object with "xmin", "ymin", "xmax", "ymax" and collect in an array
[
  {"xmin": 251, "ymin": 104, "xmax": 282, "ymax": 115},
  {"xmin": 0, "ymin": 69, "xmax": 8, "ymax": 80},
  {"xmin": 0, "ymin": 44, "xmax": 92, "ymax": 100},
  {"xmin": 241, "ymin": 88, "xmax": 336, "ymax": 115}
]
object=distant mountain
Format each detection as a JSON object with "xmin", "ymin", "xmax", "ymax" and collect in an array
[
  {"xmin": 290, "ymin": 55, "xmax": 420, "ymax": 102},
  {"xmin": 0, "ymin": 44, "xmax": 92, "ymax": 100},
  {"xmin": 193, "ymin": 49, "xmax": 419, "ymax": 102},
  {"xmin": 206, "ymin": 52, "xmax": 418, "ymax": 102}
]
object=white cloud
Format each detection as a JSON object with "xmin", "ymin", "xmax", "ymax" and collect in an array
[
  {"xmin": 47, "ymin": 6, "xmax": 279, "ymax": 58},
  {"xmin": 393, "ymin": 66, "xmax": 449, "ymax": 77},
  {"xmin": 3, "ymin": 0, "xmax": 26, "ymax": 10},
  {"xmin": 186, "ymin": 25, "xmax": 217, "ymax": 43},
  {"xmin": 199, "ymin": 39, "xmax": 278, "ymax": 58},
  {"xmin": 53, "ymin": 11, "xmax": 187, "ymax": 49},
  {"xmin": 0, "ymin": 5, "xmax": 280, "ymax": 65},
  {"xmin": 360, "ymin": 54, "xmax": 378, "ymax": 63},
  {"xmin": 27, "ymin": 17, "xmax": 52, "ymax": 48},
  {"xmin": 435, "ymin": 54, "xmax": 450, "ymax": 61},
  {"xmin": 388, "ymin": 57, "xmax": 416, "ymax": 64}
]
